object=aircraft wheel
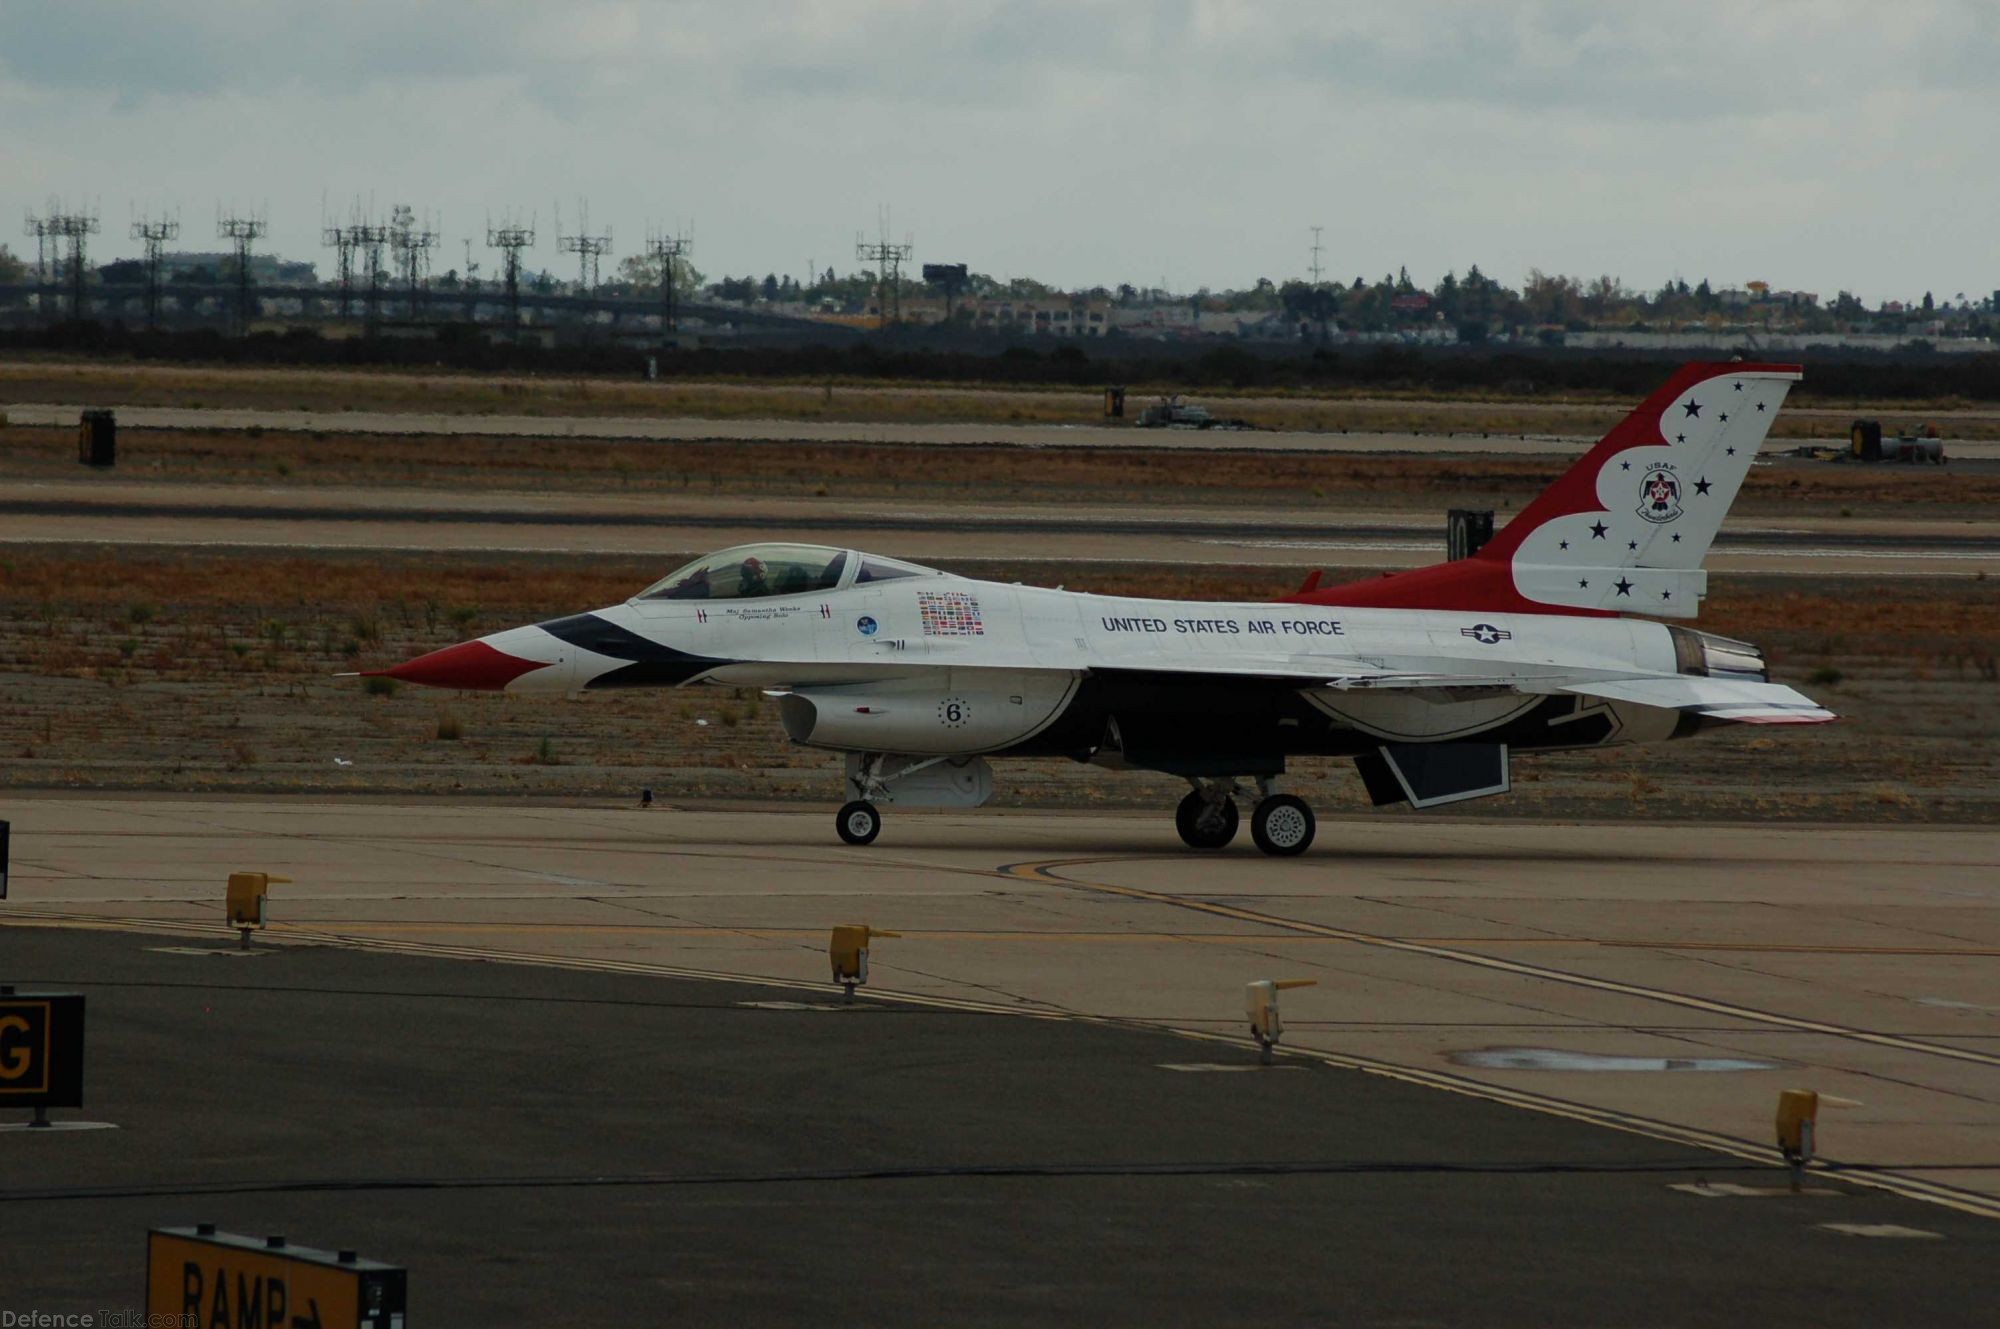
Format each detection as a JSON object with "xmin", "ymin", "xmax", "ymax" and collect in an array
[
  {"xmin": 836, "ymin": 800, "xmax": 882, "ymax": 846},
  {"xmin": 1174, "ymin": 789, "xmax": 1239, "ymax": 850},
  {"xmin": 1250, "ymin": 795, "xmax": 1315, "ymax": 856}
]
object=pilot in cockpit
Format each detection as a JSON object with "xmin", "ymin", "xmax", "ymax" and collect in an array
[{"xmin": 737, "ymin": 556, "xmax": 770, "ymax": 597}]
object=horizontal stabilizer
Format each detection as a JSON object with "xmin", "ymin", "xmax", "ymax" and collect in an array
[{"xmin": 1560, "ymin": 676, "xmax": 1835, "ymax": 724}]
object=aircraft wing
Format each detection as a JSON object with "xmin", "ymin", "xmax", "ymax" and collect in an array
[{"xmin": 1092, "ymin": 658, "xmax": 1835, "ymax": 724}]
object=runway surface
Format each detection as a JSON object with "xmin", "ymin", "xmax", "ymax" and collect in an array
[
  {"xmin": 6, "ymin": 480, "xmax": 1992, "ymax": 577},
  {"xmin": 7, "ymin": 798, "xmax": 1998, "ymax": 1223},
  {"xmin": 17, "ymin": 399, "xmax": 2000, "ymax": 459},
  {"xmin": 7, "ymin": 926, "xmax": 1994, "ymax": 1324}
]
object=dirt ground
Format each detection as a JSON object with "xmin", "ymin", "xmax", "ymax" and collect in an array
[{"xmin": 1, "ymin": 546, "xmax": 1993, "ymax": 823}]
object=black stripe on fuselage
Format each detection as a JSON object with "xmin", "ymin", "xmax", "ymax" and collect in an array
[{"xmin": 537, "ymin": 612, "xmax": 730, "ymax": 689}]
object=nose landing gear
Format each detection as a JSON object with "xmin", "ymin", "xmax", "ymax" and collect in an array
[{"xmin": 835, "ymin": 800, "xmax": 882, "ymax": 846}]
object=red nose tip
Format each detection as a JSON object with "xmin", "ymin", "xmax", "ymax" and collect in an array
[{"xmin": 370, "ymin": 639, "xmax": 550, "ymax": 691}]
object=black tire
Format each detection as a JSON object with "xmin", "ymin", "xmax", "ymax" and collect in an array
[
  {"xmin": 1250, "ymin": 794, "xmax": 1315, "ymax": 856},
  {"xmin": 835, "ymin": 800, "xmax": 881, "ymax": 846},
  {"xmin": 1174, "ymin": 789, "xmax": 1239, "ymax": 850}
]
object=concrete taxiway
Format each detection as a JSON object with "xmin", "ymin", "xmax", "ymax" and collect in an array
[
  {"xmin": 6, "ymin": 798, "xmax": 1997, "ymax": 1227},
  {"xmin": 7, "ymin": 927, "xmax": 1995, "ymax": 1325}
]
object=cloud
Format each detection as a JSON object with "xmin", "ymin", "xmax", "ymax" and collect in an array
[{"xmin": 2, "ymin": 1, "xmax": 1996, "ymax": 301}]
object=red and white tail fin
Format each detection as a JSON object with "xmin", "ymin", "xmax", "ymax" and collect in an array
[{"xmin": 1287, "ymin": 361, "xmax": 1801, "ymax": 619}]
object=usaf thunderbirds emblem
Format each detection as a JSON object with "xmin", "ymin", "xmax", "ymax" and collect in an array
[
  {"xmin": 1638, "ymin": 466, "xmax": 1683, "ymax": 523},
  {"xmin": 856, "ymin": 615, "xmax": 878, "ymax": 636}
]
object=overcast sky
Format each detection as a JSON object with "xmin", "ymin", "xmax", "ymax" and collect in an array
[{"xmin": 3, "ymin": 1, "xmax": 1995, "ymax": 302}]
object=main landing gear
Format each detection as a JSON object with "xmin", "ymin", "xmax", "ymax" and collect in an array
[{"xmin": 1175, "ymin": 779, "xmax": 1316, "ymax": 856}]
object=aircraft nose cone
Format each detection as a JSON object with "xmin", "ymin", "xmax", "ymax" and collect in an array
[{"xmin": 372, "ymin": 639, "xmax": 550, "ymax": 691}]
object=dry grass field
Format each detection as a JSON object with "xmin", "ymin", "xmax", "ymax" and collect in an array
[{"xmin": 1, "ymin": 546, "xmax": 1993, "ymax": 823}]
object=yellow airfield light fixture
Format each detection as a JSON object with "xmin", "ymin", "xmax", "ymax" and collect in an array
[
  {"xmin": 226, "ymin": 872, "xmax": 291, "ymax": 949},
  {"xmin": 1246, "ymin": 979, "xmax": 1318, "ymax": 1064},
  {"xmin": 830, "ymin": 924, "xmax": 901, "ymax": 1001},
  {"xmin": 1775, "ymin": 1088, "xmax": 1820, "ymax": 1193}
]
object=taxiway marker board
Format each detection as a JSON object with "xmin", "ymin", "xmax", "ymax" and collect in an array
[
  {"xmin": 147, "ymin": 1228, "xmax": 406, "ymax": 1328},
  {"xmin": 0, "ymin": 992, "xmax": 83, "ymax": 1107}
]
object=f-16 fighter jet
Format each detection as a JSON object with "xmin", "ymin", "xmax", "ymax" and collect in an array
[{"xmin": 368, "ymin": 362, "xmax": 1831, "ymax": 853}]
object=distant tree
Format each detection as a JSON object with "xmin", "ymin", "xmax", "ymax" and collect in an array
[
  {"xmin": 761, "ymin": 273, "xmax": 780, "ymax": 302},
  {"xmin": 1922, "ymin": 290, "xmax": 1935, "ymax": 313},
  {"xmin": 1433, "ymin": 270, "xmax": 1461, "ymax": 319},
  {"xmin": 616, "ymin": 254, "xmax": 659, "ymax": 289},
  {"xmin": 1582, "ymin": 274, "xmax": 1628, "ymax": 318},
  {"xmin": 97, "ymin": 258, "xmax": 147, "ymax": 284},
  {"xmin": 615, "ymin": 253, "xmax": 704, "ymax": 296},
  {"xmin": 1460, "ymin": 265, "xmax": 1495, "ymax": 320},
  {"xmin": 1522, "ymin": 269, "xmax": 1582, "ymax": 325},
  {"xmin": 1278, "ymin": 279, "xmax": 1339, "ymax": 331},
  {"xmin": 1694, "ymin": 278, "xmax": 1715, "ymax": 312},
  {"xmin": 0, "ymin": 244, "xmax": 31, "ymax": 282}
]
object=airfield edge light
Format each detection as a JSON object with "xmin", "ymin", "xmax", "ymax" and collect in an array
[
  {"xmin": 1246, "ymin": 979, "xmax": 1317, "ymax": 1065},
  {"xmin": 830, "ymin": 924, "xmax": 901, "ymax": 1001}
]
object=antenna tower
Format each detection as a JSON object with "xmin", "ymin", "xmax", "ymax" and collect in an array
[
  {"xmin": 1308, "ymin": 225, "xmax": 1325, "ymax": 286},
  {"xmin": 29, "ymin": 203, "xmax": 101, "ymax": 321},
  {"xmin": 645, "ymin": 224, "xmax": 691, "ymax": 336},
  {"xmin": 389, "ymin": 204, "xmax": 439, "ymax": 319},
  {"xmin": 322, "ymin": 208, "xmax": 360, "ymax": 319},
  {"xmin": 556, "ymin": 201, "xmax": 612, "ymax": 298},
  {"xmin": 131, "ymin": 210, "xmax": 181, "ymax": 329},
  {"xmin": 22, "ymin": 212, "xmax": 57, "ymax": 321},
  {"xmin": 486, "ymin": 214, "xmax": 535, "ymax": 335},
  {"xmin": 354, "ymin": 216, "xmax": 391, "ymax": 326},
  {"xmin": 216, "ymin": 207, "xmax": 268, "ymax": 333},
  {"xmin": 855, "ymin": 208, "xmax": 913, "ymax": 327}
]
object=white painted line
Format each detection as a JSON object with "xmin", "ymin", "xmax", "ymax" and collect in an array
[
  {"xmin": 1670, "ymin": 1182, "xmax": 1839, "ymax": 1199},
  {"xmin": 1157, "ymin": 1062, "xmax": 1305, "ymax": 1073},
  {"xmin": 1818, "ymin": 1223, "xmax": 1943, "ymax": 1239},
  {"xmin": 737, "ymin": 1000, "xmax": 855, "ymax": 1012},
  {"xmin": 1916, "ymin": 996, "xmax": 2000, "ymax": 1012},
  {"xmin": 146, "ymin": 946, "xmax": 268, "ymax": 959}
]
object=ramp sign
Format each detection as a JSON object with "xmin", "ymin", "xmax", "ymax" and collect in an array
[{"xmin": 147, "ymin": 1227, "xmax": 406, "ymax": 1328}]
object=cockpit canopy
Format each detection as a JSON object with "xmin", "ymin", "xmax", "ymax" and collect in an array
[{"xmin": 635, "ymin": 544, "xmax": 937, "ymax": 602}]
